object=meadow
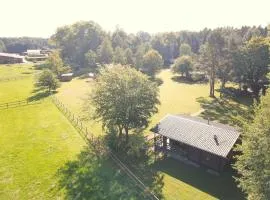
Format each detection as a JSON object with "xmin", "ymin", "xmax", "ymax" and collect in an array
[
  {"xmin": 55, "ymin": 68, "xmax": 245, "ymax": 199},
  {"xmin": 0, "ymin": 64, "xmax": 245, "ymax": 199}
]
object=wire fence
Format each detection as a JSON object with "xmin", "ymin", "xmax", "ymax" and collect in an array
[{"xmin": 50, "ymin": 95, "xmax": 159, "ymax": 200}]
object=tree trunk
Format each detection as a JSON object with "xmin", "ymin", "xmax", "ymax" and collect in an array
[
  {"xmin": 124, "ymin": 127, "xmax": 129, "ymax": 143},
  {"xmin": 221, "ymin": 78, "xmax": 226, "ymax": 89},
  {"xmin": 118, "ymin": 126, "xmax": 123, "ymax": 137},
  {"xmin": 209, "ymin": 66, "xmax": 215, "ymax": 98}
]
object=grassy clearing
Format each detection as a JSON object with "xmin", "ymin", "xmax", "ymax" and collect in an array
[
  {"xmin": 0, "ymin": 64, "xmax": 36, "ymax": 102},
  {"xmin": 0, "ymin": 100, "xmax": 85, "ymax": 200},
  {"xmin": 55, "ymin": 69, "xmax": 245, "ymax": 199},
  {"xmin": 0, "ymin": 64, "xmax": 84, "ymax": 199},
  {"xmin": 154, "ymin": 158, "xmax": 244, "ymax": 200},
  {"xmin": 0, "ymin": 64, "xmax": 34, "ymax": 80},
  {"xmin": 0, "ymin": 64, "xmax": 245, "ymax": 199},
  {"xmin": 0, "ymin": 64, "xmax": 149, "ymax": 200},
  {"xmin": 55, "ymin": 70, "xmax": 213, "ymax": 135}
]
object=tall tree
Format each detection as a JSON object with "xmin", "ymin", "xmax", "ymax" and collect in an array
[
  {"xmin": 179, "ymin": 43, "xmax": 192, "ymax": 56},
  {"xmin": 142, "ymin": 49, "xmax": 164, "ymax": 76},
  {"xmin": 111, "ymin": 27, "xmax": 128, "ymax": 49},
  {"xmin": 84, "ymin": 50, "xmax": 97, "ymax": 69},
  {"xmin": 46, "ymin": 51, "xmax": 65, "ymax": 76},
  {"xmin": 135, "ymin": 43, "xmax": 151, "ymax": 69},
  {"xmin": 233, "ymin": 37, "xmax": 269, "ymax": 97},
  {"xmin": 51, "ymin": 21, "xmax": 104, "ymax": 68},
  {"xmin": 90, "ymin": 65, "xmax": 159, "ymax": 142},
  {"xmin": 234, "ymin": 91, "xmax": 270, "ymax": 199},
  {"xmin": 113, "ymin": 47, "xmax": 126, "ymax": 65},
  {"xmin": 36, "ymin": 70, "xmax": 60, "ymax": 92},
  {"xmin": 124, "ymin": 48, "xmax": 135, "ymax": 66},
  {"xmin": 199, "ymin": 31, "xmax": 226, "ymax": 97},
  {"xmin": 172, "ymin": 56, "xmax": 193, "ymax": 78},
  {"xmin": 97, "ymin": 38, "xmax": 113, "ymax": 64}
]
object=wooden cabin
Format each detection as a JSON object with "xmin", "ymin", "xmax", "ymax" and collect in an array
[{"xmin": 151, "ymin": 114, "xmax": 240, "ymax": 172}]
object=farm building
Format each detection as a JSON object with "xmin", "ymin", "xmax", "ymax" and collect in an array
[
  {"xmin": 60, "ymin": 73, "xmax": 73, "ymax": 82},
  {"xmin": 151, "ymin": 114, "xmax": 240, "ymax": 172},
  {"xmin": 0, "ymin": 53, "xmax": 24, "ymax": 64}
]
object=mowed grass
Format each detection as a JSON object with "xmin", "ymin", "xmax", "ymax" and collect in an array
[
  {"xmin": 56, "ymin": 70, "xmax": 213, "ymax": 135},
  {"xmin": 0, "ymin": 64, "xmax": 34, "ymax": 80},
  {"xmin": 0, "ymin": 64, "xmax": 85, "ymax": 199},
  {"xmin": 0, "ymin": 100, "xmax": 85, "ymax": 200},
  {"xmin": 55, "ymin": 69, "xmax": 245, "ymax": 200},
  {"xmin": 0, "ymin": 64, "xmax": 243, "ymax": 199},
  {"xmin": 0, "ymin": 64, "xmax": 36, "ymax": 102}
]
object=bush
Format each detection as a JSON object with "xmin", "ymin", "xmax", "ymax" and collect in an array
[
  {"xmin": 191, "ymin": 73, "xmax": 207, "ymax": 82},
  {"xmin": 36, "ymin": 69, "xmax": 60, "ymax": 91}
]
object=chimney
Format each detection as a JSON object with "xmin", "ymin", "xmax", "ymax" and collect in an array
[{"xmin": 214, "ymin": 135, "xmax": 219, "ymax": 145}]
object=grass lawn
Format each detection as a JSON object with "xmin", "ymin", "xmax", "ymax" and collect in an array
[
  {"xmin": 0, "ymin": 64, "xmax": 245, "ymax": 199},
  {"xmin": 154, "ymin": 158, "xmax": 244, "ymax": 200},
  {"xmin": 55, "ymin": 69, "xmax": 214, "ymax": 135},
  {"xmin": 0, "ymin": 64, "xmax": 150, "ymax": 200},
  {"xmin": 55, "ymin": 68, "xmax": 245, "ymax": 199},
  {"xmin": 0, "ymin": 64, "xmax": 34, "ymax": 80},
  {"xmin": 0, "ymin": 100, "xmax": 85, "ymax": 200},
  {"xmin": 0, "ymin": 64, "xmax": 36, "ymax": 102}
]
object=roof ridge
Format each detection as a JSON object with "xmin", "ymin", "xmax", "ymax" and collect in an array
[{"xmin": 164, "ymin": 114, "xmax": 237, "ymax": 133}]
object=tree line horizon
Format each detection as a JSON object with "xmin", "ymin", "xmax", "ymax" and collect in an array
[{"xmin": 1, "ymin": 21, "xmax": 269, "ymax": 98}]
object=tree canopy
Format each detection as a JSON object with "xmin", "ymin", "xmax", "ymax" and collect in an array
[
  {"xmin": 233, "ymin": 37, "xmax": 269, "ymax": 97},
  {"xmin": 179, "ymin": 43, "xmax": 192, "ymax": 56},
  {"xmin": 36, "ymin": 70, "xmax": 60, "ymax": 92},
  {"xmin": 172, "ymin": 56, "xmax": 193, "ymax": 78},
  {"xmin": 90, "ymin": 65, "xmax": 160, "ymax": 142},
  {"xmin": 234, "ymin": 91, "xmax": 270, "ymax": 199},
  {"xmin": 142, "ymin": 49, "xmax": 164, "ymax": 76},
  {"xmin": 46, "ymin": 51, "xmax": 66, "ymax": 76}
]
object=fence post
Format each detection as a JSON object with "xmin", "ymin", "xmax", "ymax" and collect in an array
[{"xmin": 6, "ymin": 103, "xmax": 8, "ymax": 109}]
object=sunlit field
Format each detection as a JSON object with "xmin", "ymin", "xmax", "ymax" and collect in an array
[{"xmin": 0, "ymin": 64, "xmax": 244, "ymax": 199}]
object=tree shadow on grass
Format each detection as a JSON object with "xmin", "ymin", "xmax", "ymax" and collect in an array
[
  {"xmin": 153, "ymin": 157, "xmax": 245, "ymax": 200},
  {"xmin": 57, "ymin": 143, "xmax": 164, "ymax": 200},
  {"xmin": 27, "ymin": 90, "xmax": 57, "ymax": 102},
  {"xmin": 196, "ymin": 96, "xmax": 254, "ymax": 126},
  {"xmin": 171, "ymin": 75, "xmax": 207, "ymax": 85}
]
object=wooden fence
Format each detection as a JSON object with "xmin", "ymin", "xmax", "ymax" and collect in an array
[
  {"xmin": 0, "ymin": 99, "xmax": 41, "ymax": 110},
  {"xmin": 50, "ymin": 95, "xmax": 159, "ymax": 200}
]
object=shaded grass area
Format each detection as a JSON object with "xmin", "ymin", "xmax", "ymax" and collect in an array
[
  {"xmin": 154, "ymin": 158, "xmax": 245, "ymax": 200},
  {"xmin": 0, "ymin": 100, "xmax": 85, "ymax": 200},
  {"xmin": 197, "ymin": 95, "xmax": 254, "ymax": 126},
  {"xmin": 58, "ymin": 147, "xmax": 155, "ymax": 200}
]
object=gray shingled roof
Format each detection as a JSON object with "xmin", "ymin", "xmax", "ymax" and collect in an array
[{"xmin": 151, "ymin": 114, "xmax": 240, "ymax": 158}]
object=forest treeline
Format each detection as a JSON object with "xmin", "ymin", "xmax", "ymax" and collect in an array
[
  {"xmin": 49, "ymin": 21, "xmax": 269, "ymax": 98},
  {"xmin": 0, "ymin": 37, "xmax": 49, "ymax": 53},
  {"xmin": 1, "ymin": 21, "xmax": 269, "ymax": 98}
]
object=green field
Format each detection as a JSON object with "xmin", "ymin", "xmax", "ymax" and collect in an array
[
  {"xmin": 55, "ymin": 68, "xmax": 245, "ymax": 199},
  {"xmin": 0, "ymin": 64, "xmax": 245, "ymax": 199}
]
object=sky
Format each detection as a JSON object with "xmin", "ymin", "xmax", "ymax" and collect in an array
[{"xmin": 1, "ymin": 0, "xmax": 270, "ymax": 38}]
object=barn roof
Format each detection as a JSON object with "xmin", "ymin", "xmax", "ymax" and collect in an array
[
  {"xmin": 151, "ymin": 114, "xmax": 240, "ymax": 158},
  {"xmin": 0, "ymin": 53, "xmax": 23, "ymax": 59}
]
